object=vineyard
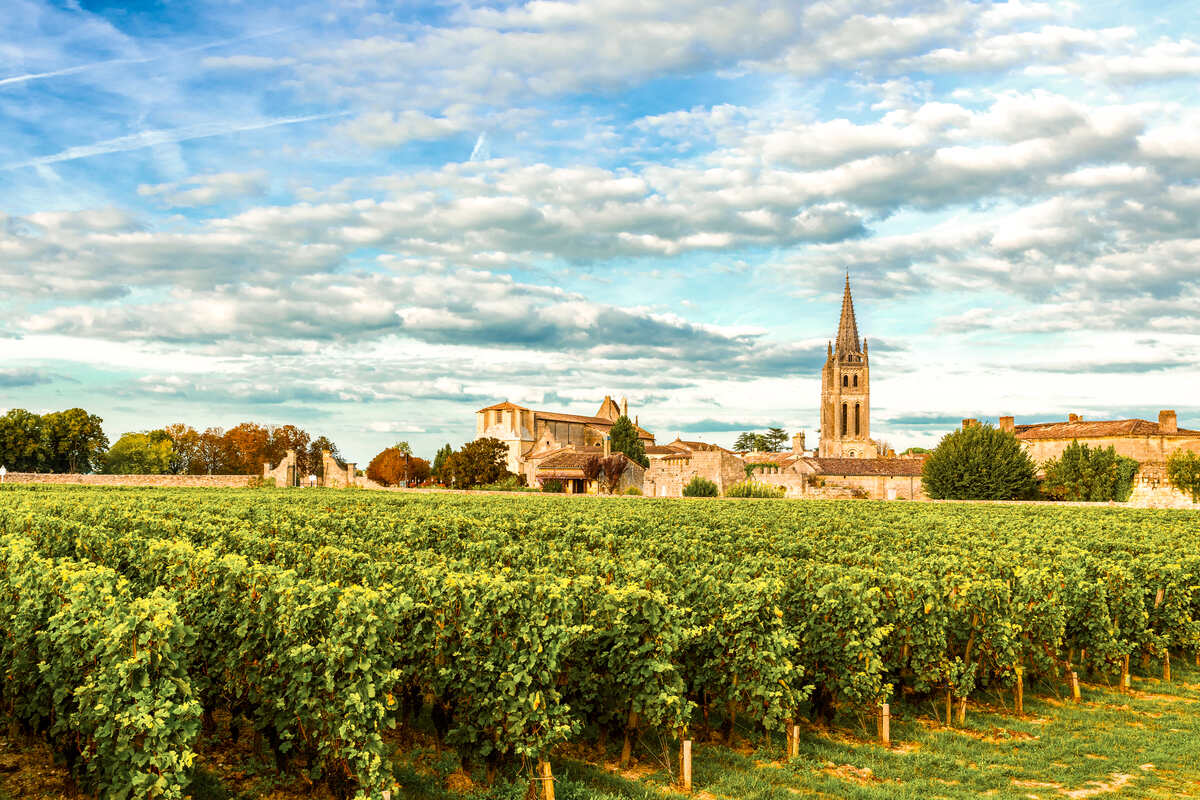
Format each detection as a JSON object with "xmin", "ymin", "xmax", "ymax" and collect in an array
[{"xmin": 0, "ymin": 486, "xmax": 1198, "ymax": 800}]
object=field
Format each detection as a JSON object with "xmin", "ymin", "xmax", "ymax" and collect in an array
[{"xmin": 0, "ymin": 486, "xmax": 1198, "ymax": 800}]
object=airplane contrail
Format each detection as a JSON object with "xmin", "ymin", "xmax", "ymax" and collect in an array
[{"xmin": 3, "ymin": 111, "xmax": 349, "ymax": 170}]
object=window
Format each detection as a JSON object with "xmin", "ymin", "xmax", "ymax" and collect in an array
[
  {"xmin": 853, "ymin": 375, "xmax": 858, "ymax": 387},
  {"xmin": 841, "ymin": 403, "xmax": 848, "ymax": 436},
  {"xmin": 842, "ymin": 375, "xmax": 848, "ymax": 387},
  {"xmin": 855, "ymin": 403, "xmax": 861, "ymax": 436}
]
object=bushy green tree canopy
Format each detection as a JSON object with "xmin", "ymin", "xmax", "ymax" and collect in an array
[
  {"xmin": 1041, "ymin": 441, "xmax": 1138, "ymax": 502},
  {"xmin": 922, "ymin": 424, "xmax": 1038, "ymax": 500},
  {"xmin": 442, "ymin": 437, "xmax": 512, "ymax": 488},
  {"xmin": 609, "ymin": 415, "xmax": 648, "ymax": 467},
  {"xmin": 1167, "ymin": 450, "xmax": 1200, "ymax": 503},
  {"xmin": 103, "ymin": 432, "xmax": 175, "ymax": 475},
  {"xmin": 431, "ymin": 443, "xmax": 453, "ymax": 482}
]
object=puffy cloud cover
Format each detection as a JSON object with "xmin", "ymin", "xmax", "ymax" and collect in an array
[{"xmin": 1, "ymin": 0, "xmax": 1198, "ymax": 459}]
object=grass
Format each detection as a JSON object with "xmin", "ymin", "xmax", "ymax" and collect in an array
[{"xmin": 4, "ymin": 660, "xmax": 1199, "ymax": 799}]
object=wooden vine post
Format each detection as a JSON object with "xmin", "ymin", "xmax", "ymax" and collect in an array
[
  {"xmin": 1163, "ymin": 651, "xmax": 1171, "ymax": 683},
  {"xmin": 791, "ymin": 722, "xmax": 800, "ymax": 759},
  {"xmin": 877, "ymin": 703, "xmax": 890, "ymax": 746},
  {"xmin": 1014, "ymin": 666, "xmax": 1024, "ymax": 714},
  {"xmin": 537, "ymin": 759, "xmax": 555, "ymax": 800},
  {"xmin": 677, "ymin": 736, "xmax": 692, "ymax": 792},
  {"xmin": 619, "ymin": 709, "xmax": 639, "ymax": 769},
  {"xmin": 1070, "ymin": 670, "xmax": 1081, "ymax": 703},
  {"xmin": 783, "ymin": 717, "xmax": 794, "ymax": 761},
  {"xmin": 1121, "ymin": 655, "xmax": 1131, "ymax": 693}
]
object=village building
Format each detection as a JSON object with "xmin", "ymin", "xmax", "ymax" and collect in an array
[
  {"xmin": 967, "ymin": 411, "xmax": 1200, "ymax": 501},
  {"xmin": 534, "ymin": 448, "xmax": 645, "ymax": 494},
  {"xmin": 643, "ymin": 439, "xmax": 747, "ymax": 497},
  {"xmin": 476, "ymin": 395, "xmax": 654, "ymax": 485}
]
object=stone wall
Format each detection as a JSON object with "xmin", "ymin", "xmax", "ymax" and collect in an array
[
  {"xmin": 263, "ymin": 449, "xmax": 299, "ymax": 487},
  {"xmin": 1, "ymin": 473, "xmax": 258, "ymax": 488},
  {"xmin": 321, "ymin": 450, "xmax": 359, "ymax": 488},
  {"xmin": 644, "ymin": 450, "xmax": 748, "ymax": 497},
  {"xmin": 1021, "ymin": 434, "xmax": 1200, "ymax": 466}
]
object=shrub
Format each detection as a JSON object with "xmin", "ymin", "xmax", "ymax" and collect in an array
[
  {"xmin": 682, "ymin": 476, "xmax": 718, "ymax": 497},
  {"xmin": 725, "ymin": 480, "xmax": 785, "ymax": 498},
  {"xmin": 922, "ymin": 423, "xmax": 1038, "ymax": 500},
  {"xmin": 1167, "ymin": 450, "xmax": 1200, "ymax": 502},
  {"xmin": 476, "ymin": 474, "xmax": 530, "ymax": 492},
  {"xmin": 1041, "ymin": 440, "xmax": 1139, "ymax": 502},
  {"xmin": 624, "ymin": 486, "xmax": 642, "ymax": 495},
  {"xmin": 541, "ymin": 479, "xmax": 564, "ymax": 493}
]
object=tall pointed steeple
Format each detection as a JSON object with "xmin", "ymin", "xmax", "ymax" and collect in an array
[{"xmin": 835, "ymin": 273, "xmax": 861, "ymax": 356}]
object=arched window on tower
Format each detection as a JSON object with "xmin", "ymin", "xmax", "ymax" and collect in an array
[
  {"xmin": 853, "ymin": 375, "xmax": 858, "ymax": 387},
  {"xmin": 841, "ymin": 403, "xmax": 848, "ymax": 436},
  {"xmin": 842, "ymin": 375, "xmax": 848, "ymax": 387},
  {"xmin": 855, "ymin": 403, "xmax": 861, "ymax": 436}
]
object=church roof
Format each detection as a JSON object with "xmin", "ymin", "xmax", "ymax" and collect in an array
[
  {"xmin": 478, "ymin": 401, "xmax": 529, "ymax": 412},
  {"xmin": 804, "ymin": 457, "xmax": 925, "ymax": 477},
  {"xmin": 534, "ymin": 410, "xmax": 654, "ymax": 439},
  {"xmin": 835, "ymin": 274, "xmax": 863, "ymax": 356},
  {"xmin": 1015, "ymin": 419, "xmax": 1200, "ymax": 439}
]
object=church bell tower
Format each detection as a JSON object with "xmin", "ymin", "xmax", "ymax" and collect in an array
[{"xmin": 819, "ymin": 275, "xmax": 876, "ymax": 458}]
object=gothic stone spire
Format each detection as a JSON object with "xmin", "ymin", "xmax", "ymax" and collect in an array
[{"xmin": 835, "ymin": 273, "xmax": 862, "ymax": 355}]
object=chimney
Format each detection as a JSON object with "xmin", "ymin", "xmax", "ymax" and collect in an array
[
  {"xmin": 999, "ymin": 416, "xmax": 1014, "ymax": 434},
  {"xmin": 792, "ymin": 432, "xmax": 806, "ymax": 453},
  {"xmin": 961, "ymin": 418, "xmax": 978, "ymax": 429},
  {"xmin": 1159, "ymin": 409, "xmax": 1178, "ymax": 434},
  {"xmin": 621, "ymin": 396, "xmax": 628, "ymax": 417},
  {"xmin": 1068, "ymin": 413, "xmax": 1080, "ymax": 423},
  {"xmin": 603, "ymin": 435, "xmax": 611, "ymax": 457}
]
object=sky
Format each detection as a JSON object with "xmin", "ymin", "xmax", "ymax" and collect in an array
[{"xmin": 2, "ymin": 0, "xmax": 1199, "ymax": 463}]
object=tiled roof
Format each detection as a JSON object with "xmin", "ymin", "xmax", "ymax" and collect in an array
[
  {"xmin": 1015, "ymin": 419, "xmax": 1200, "ymax": 439},
  {"xmin": 478, "ymin": 401, "xmax": 529, "ymax": 412},
  {"xmin": 535, "ymin": 410, "xmax": 654, "ymax": 438},
  {"xmin": 646, "ymin": 445, "xmax": 689, "ymax": 456},
  {"xmin": 804, "ymin": 457, "xmax": 925, "ymax": 477},
  {"xmin": 537, "ymin": 449, "xmax": 640, "ymax": 472},
  {"xmin": 670, "ymin": 439, "xmax": 731, "ymax": 453}
]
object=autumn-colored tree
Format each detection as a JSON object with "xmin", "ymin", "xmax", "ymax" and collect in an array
[
  {"xmin": 600, "ymin": 454, "xmax": 628, "ymax": 494},
  {"xmin": 223, "ymin": 423, "xmax": 272, "ymax": 474},
  {"xmin": 581, "ymin": 456, "xmax": 602, "ymax": 488},
  {"xmin": 367, "ymin": 448, "xmax": 430, "ymax": 486},
  {"xmin": 268, "ymin": 424, "xmax": 311, "ymax": 470},
  {"xmin": 161, "ymin": 424, "xmax": 202, "ymax": 474},
  {"xmin": 196, "ymin": 427, "xmax": 230, "ymax": 474}
]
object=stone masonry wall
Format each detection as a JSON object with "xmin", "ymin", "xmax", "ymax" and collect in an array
[{"xmin": 2, "ymin": 473, "xmax": 258, "ymax": 488}]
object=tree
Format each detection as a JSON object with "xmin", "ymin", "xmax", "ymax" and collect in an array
[
  {"xmin": 393, "ymin": 441, "xmax": 413, "ymax": 455},
  {"xmin": 40, "ymin": 408, "xmax": 109, "ymax": 473},
  {"xmin": 764, "ymin": 427, "xmax": 788, "ymax": 452},
  {"xmin": 306, "ymin": 436, "xmax": 343, "ymax": 479},
  {"xmin": 682, "ymin": 476, "xmax": 718, "ymax": 497},
  {"xmin": 922, "ymin": 424, "xmax": 1038, "ymax": 500},
  {"xmin": 1041, "ymin": 441, "xmax": 1139, "ymax": 502},
  {"xmin": 268, "ymin": 424, "xmax": 311, "ymax": 471},
  {"xmin": 367, "ymin": 448, "xmax": 430, "ymax": 486},
  {"xmin": 161, "ymin": 424, "xmax": 202, "ymax": 474},
  {"xmin": 196, "ymin": 427, "xmax": 230, "ymax": 474},
  {"xmin": 0, "ymin": 408, "xmax": 47, "ymax": 472},
  {"xmin": 609, "ymin": 416, "xmax": 648, "ymax": 467},
  {"xmin": 441, "ymin": 438, "xmax": 511, "ymax": 488},
  {"xmin": 733, "ymin": 432, "xmax": 757, "ymax": 452},
  {"xmin": 581, "ymin": 455, "xmax": 603, "ymax": 488},
  {"xmin": 103, "ymin": 432, "xmax": 174, "ymax": 474},
  {"xmin": 222, "ymin": 422, "xmax": 271, "ymax": 474},
  {"xmin": 600, "ymin": 454, "xmax": 627, "ymax": 494},
  {"xmin": 432, "ymin": 443, "xmax": 453, "ymax": 483},
  {"xmin": 1167, "ymin": 449, "xmax": 1200, "ymax": 503},
  {"xmin": 901, "ymin": 447, "xmax": 931, "ymax": 456}
]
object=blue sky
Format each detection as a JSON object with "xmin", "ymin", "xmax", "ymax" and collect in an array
[{"xmin": 2, "ymin": 0, "xmax": 1199, "ymax": 462}]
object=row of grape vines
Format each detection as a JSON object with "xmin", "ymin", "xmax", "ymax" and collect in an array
[{"xmin": 0, "ymin": 485, "xmax": 1197, "ymax": 799}]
